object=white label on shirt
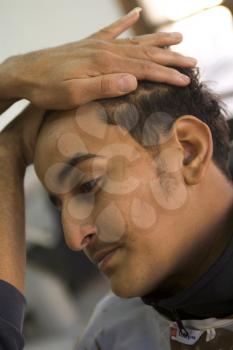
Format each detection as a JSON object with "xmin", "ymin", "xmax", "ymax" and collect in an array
[{"xmin": 170, "ymin": 325, "xmax": 204, "ymax": 345}]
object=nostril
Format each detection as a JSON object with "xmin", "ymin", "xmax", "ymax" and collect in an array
[{"xmin": 81, "ymin": 233, "xmax": 95, "ymax": 249}]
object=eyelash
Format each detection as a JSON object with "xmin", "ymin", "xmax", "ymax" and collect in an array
[
  {"xmin": 49, "ymin": 177, "xmax": 102, "ymax": 211},
  {"xmin": 78, "ymin": 177, "xmax": 102, "ymax": 194}
]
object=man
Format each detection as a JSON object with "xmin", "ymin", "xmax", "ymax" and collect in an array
[
  {"xmin": 33, "ymin": 68, "xmax": 233, "ymax": 349},
  {"xmin": 0, "ymin": 8, "xmax": 196, "ymax": 350}
]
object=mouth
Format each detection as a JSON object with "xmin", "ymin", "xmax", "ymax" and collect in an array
[{"xmin": 93, "ymin": 246, "xmax": 120, "ymax": 272}]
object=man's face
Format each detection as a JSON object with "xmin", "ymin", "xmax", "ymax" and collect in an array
[{"xmin": 34, "ymin": 102, "xmax": 190, "ymax": 297}]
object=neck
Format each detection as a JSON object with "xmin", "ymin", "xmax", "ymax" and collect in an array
[{"xmin": 158, "ymin": 166, "xmax": 233, "ymax": 297}]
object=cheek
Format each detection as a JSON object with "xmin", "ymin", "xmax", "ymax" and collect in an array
[
  {"xmin": 61, "ymin": 210, "xmax": 79, "ymax": 250},
  {"xmin": 93, "ymin": 191, "xmax": 130, "ymax": 244},
  {"xmin": 130, "ymin": 196, "xmax": 157, "ymax": 231},
  {"xmin": 97, "ymin": 182, "xmax": 158, "ymax": 242},
  {"xmin": 150, "ymin": 173, "xmax": 188, "ymax": 211},
  {"xmin": 110, "ymin": 244, "xmax": 161, "ymax": 297},
  {"xmin": 123, "ymin": 179, "xmax": 159, "ymax": 235}
]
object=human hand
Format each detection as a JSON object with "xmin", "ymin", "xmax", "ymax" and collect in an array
[{"xmin": 0, "ymin": 8, "xmax": 196, "ymax": 110}]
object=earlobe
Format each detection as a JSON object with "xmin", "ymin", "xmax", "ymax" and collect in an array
[{"xmin": 173, "ymin": 115, "xmax": 213, "ymax": 185}]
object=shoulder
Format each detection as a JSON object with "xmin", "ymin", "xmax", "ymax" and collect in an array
[{"xmin": 77, "ymin": 292, "xmax": 169, "ymax": 350}]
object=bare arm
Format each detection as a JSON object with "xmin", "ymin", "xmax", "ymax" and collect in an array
[
  {"xmin": 0, "ymin": 105, "xmax": 44, "ymax": 294},
  {"xmin": 0, "ymin": 145, "xmax": 26, "ymax": 294}
]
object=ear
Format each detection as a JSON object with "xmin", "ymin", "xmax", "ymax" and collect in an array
[{"xmin": 172, "ymin": 115, "xmax": 213, "ymax": 185}]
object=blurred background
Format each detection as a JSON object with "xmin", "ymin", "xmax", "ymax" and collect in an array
[{"xmin": 1, "ymin": 0, "xmax": 233, "ymax": 349}]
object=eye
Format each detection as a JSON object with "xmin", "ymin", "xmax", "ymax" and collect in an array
[{"xmin": 79, "ymin": 177, "xmax": 102, "ymax": 194}]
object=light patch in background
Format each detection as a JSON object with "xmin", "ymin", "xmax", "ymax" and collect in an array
[
  {"xmin": 162, "ymin": 6, "xmax": 233, "ymax": 116},
  {"xmin": 140, "ymin": 0, "xmax": 222, "ymax": 24},
  {"xmin": 163, "ymin": 6, "xmax": 233, "ymax": 66},
  {"xmin": 0, "ymin": 0, "xmax": 129, "ymax": 62}
]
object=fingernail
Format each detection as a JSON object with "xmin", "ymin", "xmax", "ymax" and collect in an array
[
  {"xmin": 179, "ymin": 74, "xmax": 190, "ymax": 83},
  {"xmin": 118, "ymin": 75, "xmax": 137, "ymax": 92},
  {"xmin": 170, "ymin": 32, "xmax": 183, "ymax": 40},
  {"xmin": 126, "ymin": 7, "xmax": 142, "ymax": 18},
  {"xmin": 186, "ymin": 57, "xmax": 197, "ymax": 65}
]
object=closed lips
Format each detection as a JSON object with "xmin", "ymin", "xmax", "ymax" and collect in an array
[{"xmin": 93, "ymin": 246, "xmax": 120, "ymax": 264}]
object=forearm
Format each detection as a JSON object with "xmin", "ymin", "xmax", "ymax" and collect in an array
[
  {"xmin": 0, "ymin": 144, "xmax": 26, "ymax": 294},
  {"xmin": 0, "ymin": 57, "xmax": 23, "ymax": 113}
]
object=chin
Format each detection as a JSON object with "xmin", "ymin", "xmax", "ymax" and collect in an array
[
  {"xmin": 110, "ymin": 278, "xmax": 155, "ymax": 299},
  {"xmin": 111, "ymin": 286, "xmax": 138, "ymax": 298}
]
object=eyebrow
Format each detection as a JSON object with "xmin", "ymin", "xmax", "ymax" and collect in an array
[{"xmin": 58, "ymin": 152, "xmax": 102, "ymax": 184}]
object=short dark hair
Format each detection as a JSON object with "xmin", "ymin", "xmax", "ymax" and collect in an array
[{"xmin": 99, "ymin": 67, "xmax": 231, "ymax": 179}]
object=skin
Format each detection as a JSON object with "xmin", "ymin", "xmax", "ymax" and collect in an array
[
  {"xmin": 0, "ymin": 9, "xmax": 196, "ymax": 114},
  {"xmin": 34, "ymin": 103, "xmax": 233, "ymax": 298},
  {"xmin": 0, "ymin": 9, "xmax": 196, "ymax": 294}
]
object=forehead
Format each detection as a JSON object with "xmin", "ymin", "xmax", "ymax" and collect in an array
[{"xmin": 34, "ymin": 102, "xmax": 144, "ymax": 179}]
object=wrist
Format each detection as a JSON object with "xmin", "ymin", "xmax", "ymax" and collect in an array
[{"xmin": 0, "ymin": 55, "xmax": 27, "ymax": 102}]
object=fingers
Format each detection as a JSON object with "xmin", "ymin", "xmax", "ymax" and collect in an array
[
  {"xmin": 89, "ymin": 7, "xmax": 142, "ymax": 40},
  {"xmin": 132, "ymin": 60, "xmax": 191, "ymax": 85},
  {"xmin": 62, "ymin": 54, "xmax": 191, "ymax": 109},
  {"xmin": 113, "ymin": 31, "xmax": 183, "ymax": 47},
  {"xmin": 91, "ymin": 53, "xmax": 192, "ymax": 86},
  {"xmin": 63, "ymin": 74, "xmax": 138, "ymax": 105},
  {"xmin": 104, "ymin": 44, "xmax": 197, "ymax": 68}
]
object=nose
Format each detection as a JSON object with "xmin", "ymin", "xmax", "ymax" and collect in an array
[{"xmin": 62, "ymin": 216, "xmax": 97, "ymax": 251}]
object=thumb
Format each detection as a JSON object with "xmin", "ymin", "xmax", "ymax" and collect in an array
[
  {"xmin": 89, "ymin": 7, "xmax": 142, "ymax": 40},
  {"xmin": 69, "ymin": 74, "xmax": 138, "ymax": 105}
]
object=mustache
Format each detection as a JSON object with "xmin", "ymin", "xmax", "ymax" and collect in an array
[{"xmin": 86, "ymin": 239, "xmax": 124, "ymax": 264}]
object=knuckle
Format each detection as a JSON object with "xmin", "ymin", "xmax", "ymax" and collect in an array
[
  {"xmin": 143, "ymin": 46, "xmax": 158, "ymax": 59},
  {"xmin": 140, "ymin": 60, "xmax": 152, "ymax": 73},
  {"xmin": 100, "ymin": 77, "xmax": 114, "ymax": 94},
  {"xmin": 90, "ymin": 39, "xmax": 107, "ymax": 50},
  {"xmin": 123, "ymin": 37, "xmax": 140, "ymax": 45},
  {"xmin": 92, "ymin": 50, "xmax": 112, "ymax": 67}
]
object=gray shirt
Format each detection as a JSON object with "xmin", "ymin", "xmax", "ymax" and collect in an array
[{"xmin": 77, "ymin": 292, "xmax": 171, "ymax": 350}]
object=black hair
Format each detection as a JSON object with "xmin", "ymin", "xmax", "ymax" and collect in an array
[{"xmin": 98, "ymin": 67, "xmax": 231, "ymax": 179}]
